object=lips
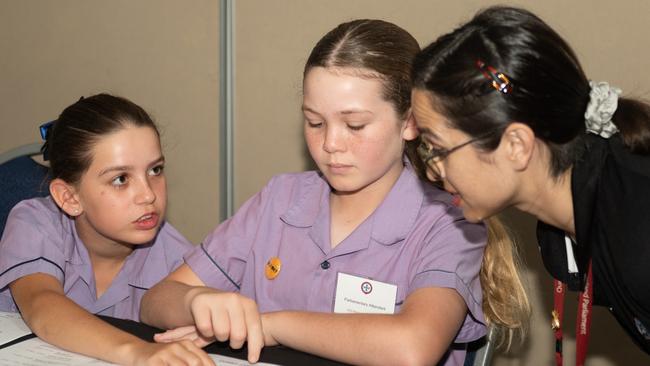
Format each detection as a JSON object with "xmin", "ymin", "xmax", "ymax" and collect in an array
[
  {"xmin": 327, "ymin": 162, "xmax": 353, "ymax": 174},
  {"xmin": 134, "ymin": 212, "xmax": 159, "ymax": 230},
  {"xmin": 329, "ymin": 162, "xmax": 351, "ymax": 168}
]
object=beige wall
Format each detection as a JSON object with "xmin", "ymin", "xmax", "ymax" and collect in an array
[
  {"xmin": 234, "ymin": 1, "xmax": 650, "ymax": 365},
  {"xmin": 0, "ymin": 0, "xmax": 220, "ymax": 244},
  {"xmin": 2, "ymin": 0, "xmax": 649, "ymax": 364}
]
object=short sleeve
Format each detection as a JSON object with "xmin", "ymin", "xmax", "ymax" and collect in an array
[
  {"xmin": 0, "ymin": 198, "xmax": 67, "ymax": 292},
  {"xmin": 409, "ymin": 214, "xmax": 487, "ymax": 342},
  {"xmin": 184, "ymin": 178, "xmax": 275, "ymax": 291}
]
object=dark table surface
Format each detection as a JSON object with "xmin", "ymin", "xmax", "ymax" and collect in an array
[{"xmin": 102, "ymin": 316, "xmax": 347, "ymax": 366}]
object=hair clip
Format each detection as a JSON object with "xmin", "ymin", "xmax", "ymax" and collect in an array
[
  {"xmin": 39, "ymin": 120, "xmax": 55, "ymax": 140},
  {"xmin": 476, "ymin": 60, "xmax": 513, "ymax": 94}
]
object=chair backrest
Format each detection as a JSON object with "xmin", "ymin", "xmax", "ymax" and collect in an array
[
  {"xmin": 0, "ymin": 143, "xmax": 50, "ymax": 237},
  {"xmin": 464, "ymin": 325, "xmax": 496, "ymax": 366}
]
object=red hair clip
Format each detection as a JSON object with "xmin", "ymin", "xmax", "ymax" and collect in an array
[{"xmin": 476, "ymin": 60, "xmax": 513, "ymax": 94}]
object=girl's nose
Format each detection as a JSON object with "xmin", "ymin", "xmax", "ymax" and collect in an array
[
  {"xmin": 323, "ymin": 125, "xmax": 345, "ymax": 153},
  {"xmin": 135, "ymin": 179, "xmax": 156, "ymax": 205}
]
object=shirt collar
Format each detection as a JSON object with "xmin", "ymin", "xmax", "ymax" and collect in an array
[
  {"xmin": 63, "ymin": 214, "xmax": 163, "ymax": 297},
  {"xmin": 280, "ymin": 172, "xmax": 326, "ymax": 228},
  {"xmin": 280, "ymin": 162, "xmax": 424, "ymax": 249},
  {"xmin": 370, "ymin": 163, "xmax": 423, "ymax": 245},
  {"xmin": 123, "ymin": 226, "xmax": 168, "ymax": 289},
  {"xmin": 61, "ymin": 217, "xmax": 94, "ymax": 293}
]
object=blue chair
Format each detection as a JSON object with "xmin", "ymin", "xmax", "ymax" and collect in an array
[{"xmin": 0, "ymin": 143, "xmax": 50, "ymax": 237}]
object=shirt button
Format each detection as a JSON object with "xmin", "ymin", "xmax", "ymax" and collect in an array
[{"xmin": 320, "ymin": 260, "xmax": 330, "ymax": 270}]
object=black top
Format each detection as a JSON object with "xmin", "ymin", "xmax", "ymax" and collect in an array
[{"xmin": 537, "ymin": 134, "xmax": 650, "ymax": 354}]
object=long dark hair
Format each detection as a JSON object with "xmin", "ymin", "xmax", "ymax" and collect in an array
[
  {"xmin": 42, "ymin": 93, "xmax": 159, "ymax": 184},
  {"xmin": 413, "ymin": 6, "xmax": 650, "ymax": 177}
]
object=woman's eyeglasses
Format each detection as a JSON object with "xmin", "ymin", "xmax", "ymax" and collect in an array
[{"xmin": 416, "ymin": 131, "xmax": 495, "ymax": 181}]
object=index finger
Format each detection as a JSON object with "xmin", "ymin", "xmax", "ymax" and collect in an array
[{"xmin": 244, "ymin": 305, "xmax": 264, "ymax": 363}]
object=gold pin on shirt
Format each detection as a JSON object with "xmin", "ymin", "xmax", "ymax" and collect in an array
[{"xmin": 265, "ymin": 257, "xmax": 282, "ymax": 280}]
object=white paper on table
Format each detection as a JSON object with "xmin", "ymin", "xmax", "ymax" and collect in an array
[
  {"xmin": 0, "ymin": 337, "xmax": 113, "ymax": 365},
  {"xmin": 0, "ymin": 338, "xmax": 282, "ymax": 366},
  {"xmin": 0, "ymin": 311, "xmax": 31, "ymax": 345},
  {"xmin": 209, "ymin": 353, "xmax": 280, "ymax": 365},
  {"xmin": 0, "ymin": 312, "xmax": 280, "ymax": 366}
]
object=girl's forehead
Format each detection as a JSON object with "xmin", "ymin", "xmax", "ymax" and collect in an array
[
  {"xmin": 307, "ymin": 66, "xmax": 382, "ymax": 79},
  {"xmin": 303, "ymin": 67, "xmax": 391, "ymax": 111},
  {"xmin": 86, "ymin": 126, "xmax": 161, "ymax": 173}
]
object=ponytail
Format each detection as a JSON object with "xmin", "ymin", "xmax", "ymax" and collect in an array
[
  {"xmin": 481, "ymin": 216, "xmax": 531, "ymax": 349},
  {"xmin": 613, "ymin": 97, "xmax": 650, "ymax": 154}
]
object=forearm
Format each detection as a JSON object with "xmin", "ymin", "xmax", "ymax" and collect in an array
[
  {"xmin": 141, "ymin": 279, "xmax": 211, "ymax": 329},
  {"xmin": 262, "ymin": 288, "xmax": 466, "ymax": 366},
  {"xmin": 21, "ymin": 290, "xmax": 149, "ymax": 365},
  {"xmin": 263, "ymin": 311, "xmax": 445, "ymax": 366}
]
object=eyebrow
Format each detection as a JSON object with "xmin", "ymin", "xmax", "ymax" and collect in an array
[
  {"xmin": 98, "ymin": 156, "xmax": 165, "ymax": 177},
  {"xmin": 301, "ymin": 106, "xmax": 320, "ymax": 115},
  {"xmin": 301, "ymin": 106, "xmax": 374, "ymax": 116},
  {"xmin": 339, "ymin": 109, "xmax": 373, "ymax": 116}
]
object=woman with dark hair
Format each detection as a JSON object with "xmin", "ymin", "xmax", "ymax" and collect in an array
[{"xmin": 411, "ymin": 5, "xmax": 650, "ymax": 363}]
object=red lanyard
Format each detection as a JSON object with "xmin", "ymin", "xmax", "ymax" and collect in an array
[{"xmin": 552, "ymin": 260, "xmax": 593, "ymax": 366}]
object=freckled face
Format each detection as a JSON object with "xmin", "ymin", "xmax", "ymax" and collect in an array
[
  {"xmin": 74, "ymin": 125, "xmax": 167, "ymax": 247},
  {"xmin": 411, "ymin": 89, "xmax": 514, "ymax": 222},
  {"xmin": 303, "ymin": 67, "xmax": 412, "ymax": 196}
]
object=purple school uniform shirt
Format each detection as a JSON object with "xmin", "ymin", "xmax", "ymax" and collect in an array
[
  {"xmin": 0, "ymin": 196, "xmax": 192, "ymax": 321},
  {"xmin": 186, "ymin": 164, "xmax": 487, "ymax": 365}
]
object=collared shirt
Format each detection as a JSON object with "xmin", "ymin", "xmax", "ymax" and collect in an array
[
  {"xmin": 186, "ymin": 164, "xmax": 487, "ymax": 364},
  {"xmin": 537, "ymin": 134, "xmax": 650, "ymax": 353},
  {"xmin": 0, "ymin": 196, "xmax": 192, "ymax": 321}
]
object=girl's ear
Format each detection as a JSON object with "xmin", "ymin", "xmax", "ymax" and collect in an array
[
  {"xmin": 500, "ymin": 122, "xmax": 536, "ymax": 171},
  {"xmin": 401, "ymin": 110, "xmax": 419, "ymax": 141},
  {"xmin": 49, "ymin": 178, "xmax": 83, "ymax": 217}
]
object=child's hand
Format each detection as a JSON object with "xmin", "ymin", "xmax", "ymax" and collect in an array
[
  {"xmin": 154, "ymin": 325, "xmax": 215, "ymax": 348},
  {"xmin": 128, "ymin": 340, "xmax": 215, "ymax": 366},
  {"xmin": 187, "ymin": 289, "xmax": 264, "ymax": 363}
]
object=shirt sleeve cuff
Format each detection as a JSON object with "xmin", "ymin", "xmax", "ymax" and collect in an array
[
  {"xmin": 409, "ymin": 269, "xmax": 486, "ymax": 342},
  {"xmin": 0, "ymin": 258, "xmax": 65, "ymax": 290}
]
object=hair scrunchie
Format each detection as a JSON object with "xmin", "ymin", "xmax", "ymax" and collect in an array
[{"xmin": 584, "ymin": 81, "xmax": 622, "ymax": 138}]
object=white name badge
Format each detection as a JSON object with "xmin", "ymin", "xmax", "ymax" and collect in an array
[{"xmin": 333, "ymin": 272, "xmax": 397, "ymax": 314}]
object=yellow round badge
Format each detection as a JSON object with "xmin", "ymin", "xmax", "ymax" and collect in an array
[{"xmin": 265, "ymin": 257, "xmax": 282, "ymax": 280}]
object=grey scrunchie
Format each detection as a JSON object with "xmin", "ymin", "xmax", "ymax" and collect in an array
[{"xmin": 584, "ymin": 81, "xmax": 622, "ymax": 138}]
